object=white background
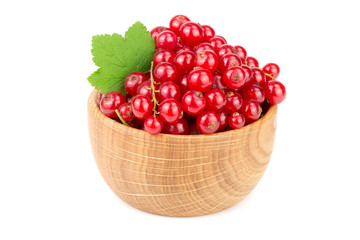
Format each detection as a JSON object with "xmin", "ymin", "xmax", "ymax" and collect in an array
[{"xmin": 1, "ymin": 0, "xmax": 359, "ymax": 239}]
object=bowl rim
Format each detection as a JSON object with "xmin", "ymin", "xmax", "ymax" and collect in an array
[{"xmin": 89, "ymin": 90, "xmax": 277, "ymax": 139}]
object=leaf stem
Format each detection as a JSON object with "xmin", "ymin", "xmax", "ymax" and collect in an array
[
  {"xmin": 115, "ymin": 109, "xmax": 130, "ymax": 126},
  {"xmin": 149, "ymin": 61, "xmax": 160, "ymax": 116}
]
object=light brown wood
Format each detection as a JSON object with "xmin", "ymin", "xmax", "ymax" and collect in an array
[{"xmin": 88, "ymin": 90, "xmax": 277, "ymax": 216}]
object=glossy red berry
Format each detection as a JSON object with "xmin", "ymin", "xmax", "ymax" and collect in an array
[
  {"xmin": 223, "ymin": 66, "xmax": 246, "ymax": 89},
  {"xmin": 212, "ymin": 72, "xmax": 229, "ymax": 91},
  {"xmin": 156, "ymin": 30, "xmax": 178, "ymax": 50},
  {"xmin": 118, "ymin": 103, "xmax": 134, "ymax": 122},
  {"xmin": 224, "ymin": 91, "xmax": 243, "ymax": 114},
  {"xmin": 150, "ymin": 26, "xmax": 168, "ymax": 40},
  {"xmin": 264, "ymin": 80, "xmax": 286, "ymax": 105},
  {"xmin": 124, "ymin": 71, "xmax": 147, "ymax": 95},
  {"xmin": 242, "ymin": 84, "xmax": 266, "ymax": 104},
  {"xmin": 187, "ymin": 69, "xmax": 214, "ymax": 92},
  {"xmin": 202, "ymin": 25, "xmax": 215, "ymax": 41},
  {"xmin": 153, "ymin": 62, "xmax": 179, "ymax": 83},
  {"xmin": 194, "ymin": 43, "xmax": 215, "ymax": 54},
  {"xmin": 96, "ymin": 91, "xmax": 104, "ymax": 106},
  {"xmin": 196, "ymin": 110, "xmax": 220, "ymax": 134},
  {"xmin": 178, "ymin": 74, "xmax": 189, "ymax": 95},
  {"xmin": 246, "ymin": 56, "xmax": 259, "ymax": 68},
  {"xmin": 144, "ymin": 115, "xmax": 163, "ymax": 134},
  {"xmin": 216, "ymin": 44, "xmax": 235, "ymax": 58},
  {"xmin": 251, "ymin": 68, "xmax": 266, "ymax": 86},
  {"xmin": 218, "ymin": 53, "xmax": 242, "ymax": 73},
  {"xmin": 228, "ymin": 112, "xmax": 245, "ymax": 129},
  {"xmin": 233, "ymin": 45, "xmax": 247, "ymax": 63},
  {"xmin": 181, "ymin": 90, "xmax": 206, "ymax": 116},
  {"xmin": 240, "ymin": 99, "xmax": 262, "ymax": 124},
  {"xmin": 218, "ymin": 111, "xmax": 229, "ymax": 131},
  {"xmin": 263, "ymin": 63, "xmax": 280, "ymax": 80},
  {"xmin": 131, "ymin": 95, "xmax": 153, "ymax": 119},
  {"xmin": 153, "ymin": 49, "xmax": 175, "ymax": 66},
  {"xmin": 158, "ymin": 98, "xmax": 182, "ymax": 124},
  {"xmin": 137, "ymin": 80, "xmax": 158, "ymax": 99},
  {"xmin": 208, "ymin": 36, "xmax": 227, "ymax": 51},
  {"xmin": 194, "ymin": 50, "xmax": 219, "ymax": 72},
  {"xmin": 100, "ymin": 91, "xmax": 126, "ymax": 118},
  {"xmin": 156, "ymin": 81, "xmax": 181, "ymax": 102},
  {"xmin": 169, "ymin": 15, "xmax": 190, "ymax": 35},
  {"xmin": 174, "ymin": 45, "xmax": 193, "ymax": 54},
  {"xmin": 242, "ymin": 65, "xmax": 253, "ymax": 87},
  {"xmin": 179, "ymin": 22, "xmax": 203, "ymax": 47},
  {"xmin": 205, "ymin": 89, "xmax": 227, "ymax": 111},
  {"xmin": 163, "ymin": 118, "xmax": 190, "ymax": 135},
  {"xmin": 174, "ymin": 50, "xmax": 195, "ymax": 74}
]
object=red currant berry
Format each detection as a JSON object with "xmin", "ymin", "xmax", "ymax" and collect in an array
[
  {"xmin": 156, "ymin": 30, "xmax": 178, "ymax": 50},
  {"xmin": 216, "ymin": 44, "xmax": 235, "ymax": 58},
  {"xmin": 137, "ymin": 80, "xmax": 158, "ymax": 99},
  {"xmin": 100, "ymin": 91, "xmax": 126, "ymax": 118},
  {"xmin": 224, "ymin": 91, "xmax": 243, "ymax": 114},
  {"xmin": 233, "ymin": 45, "xmax": 247, "ymax": 63},
  {"xmin": 228, "ymin": 112, "xmax": 245, "ymax": 129},
  {"xmin": 179, "ymin": 22, "xmax": 204, "ymax": 47},
  {"xmin": 215, "ymin": 35, "xmax": 227, "ymax": 43},
  {"xmin": 181, "ymin": 90, "xmax": 206, "ymax": 116},
  {"xmin": 124, "ymin": 71, "xmax": 147, "ymax": 95},
  {"xmin": 187, "ymin": 69, "xmax": 213, "ymax": 92},
  {"xmin": 242, "ymin": 65, "xmax": 253, "ymax": 87},
  {"xmin": 223, "ymin": 66, "xmax": 246, "ymax": 89},
  {"xmin": 131, "ymin": 95, "xmax": 153, "ymax": 119},
  {"xmin": 189, "ymin": 124, "xmax": 201, "ymax": 135},
  {"xmin": 153, "ymin": 62, "xmax": 179, "ymax": 83},
  {"xmin": 150, "ymin": 26, "xmax": 168, "ymax": 40},
  {"xmin": 196, "ymin": 110, "xmax": 220, "ymax": 134},
  {"xmin": 174, "ymin": 45, "xmax": 193, "ymax": 54},
  {"xmin": 144, "ymin": 115, "xmax": 163, "ymax": 134},
  {"xmin": 246, "ymin": 56, "xmax": 259, "ymax": 68},
  {"xmin": 156, "ymin": 81, "xmax": 181, "ymax": 102},
  {"xmin": 194, "ymin": 50, "xmax": 219, "ymax": 72},
  {"xmin": 158, "ymin": 98, "xmax": 182, "ymax": 124},
  {"xmin": 212, "ymin": 72, "xmax": 229, "ymax": 91},
  {"xmin": 263, "ymin": 63, "xmax": 280, "ymax": 80},
  {"xmin": 194, "ymin": 43, "xmax": 215, "ymax": 54},
  {"xmin": 205, "ymin": 89, "xmax": 227, "ymax": 111},
  {"xmin": 251, "ymin": 68, "xmax": 266, "ymax": 86},
  {"xmin": 240, "ymin": 99, "xmax": 262, "ymax": 124},
  {"xmin": 242, "ymin": 84, "xmax": 265, "ymax": 104},
  {"xmin": 118, "ymin": 103, "xmax": 134, "ymax": 122},
  {"xmin": 202, "ymin": 25, "xmax": 215, "ymax": 41},
  {"xmin": 218, "ymin": 53, "xmax": 242, "ymax": 73},
  {"xmin": 163, "ymin": 118, "xmax": 190, "ymax": 135},
  {"xmin": 169, "ymin": 15, "xmax": 190, "ymax": 35},
  {"xmin": 178, "ymin": 74, "xmax": 189, "ymax": 95},
  {"xmin": 208, "ymin": 36, "xmax": 227, "ymax": 51},
  {"xmin": 174, "ymin": 50, "xmax": 196, "ymax": 74},
  {"xmin": 263, "ymin": 80, "xmax": 286, "ymax": 105},
  {"xmin": 153, "ymin": 49, "xmax": 175, "ymax": 66},
  {"xmin": 218, "ymin": 111, "xmax": 229, "ymax": 131}
]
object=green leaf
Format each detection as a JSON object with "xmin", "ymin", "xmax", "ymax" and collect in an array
[{"xmin": 88, "ymin": 21, "xmax": 155, "ymax": 94}]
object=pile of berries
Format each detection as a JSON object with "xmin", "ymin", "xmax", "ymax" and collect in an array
[{"xmin": 97, "ymin": 15, "xmax": 286, "ymax": 135}]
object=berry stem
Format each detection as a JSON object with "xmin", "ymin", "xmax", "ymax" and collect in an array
[
  {"xmin": 149, "ymin": 61, "xmax": 160, "ymax": 116},
  {"xmin": 264, "ymin": 72, "xmax": 276, "ymax": 80},
  {"xmin": 115, "ymin": 109, "xmax": 130, "ymax": 126}
]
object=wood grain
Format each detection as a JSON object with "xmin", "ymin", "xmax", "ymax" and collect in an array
[{"xmin": 88, "ymin": 90, "xmax": 277, "ymax": 216}]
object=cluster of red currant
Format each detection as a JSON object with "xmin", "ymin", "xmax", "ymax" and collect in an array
[{"xmin": 97, "ymin": 15, "xmax": 286, "ymax": 135}]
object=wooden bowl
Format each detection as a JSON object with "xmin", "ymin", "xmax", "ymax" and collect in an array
[{"xmin": 88, "ymin": 90, "xmax": 277, "ymax": 216}]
